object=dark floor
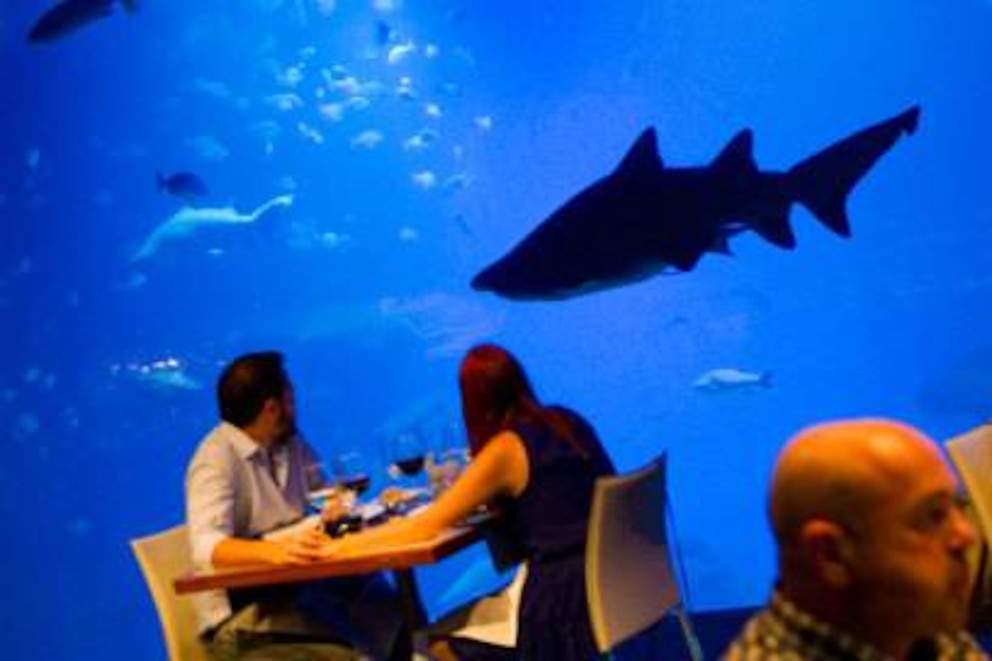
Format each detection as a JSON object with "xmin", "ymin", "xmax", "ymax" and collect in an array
[{"xmin": 613, "ymin": 607, "xmax": 754, "ymax": 660}]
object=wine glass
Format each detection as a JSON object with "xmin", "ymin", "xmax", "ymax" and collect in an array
[
  {"xmin": 330, "ymin": 451, "xmax": 372, "ymax": 497},
  {"xmin": 426, "ymin": 420, "xmax": 469, "ymax": 496},
  {"xmin": 385, "ymin": 430, "xmax": 428, "ymax": 488}
]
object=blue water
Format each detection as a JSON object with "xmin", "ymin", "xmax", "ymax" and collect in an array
[{"xmin": 3, "ymin": 0, "xmax": 991, "ymax": 657}]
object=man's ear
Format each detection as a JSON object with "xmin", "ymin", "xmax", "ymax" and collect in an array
[
  {"xmin": 799, "ymin": 519, "xmax": 853, "ymax": 587},
  {"xmin": 260, "ymin": 397, "xmax": 280, "ymax": 418}
]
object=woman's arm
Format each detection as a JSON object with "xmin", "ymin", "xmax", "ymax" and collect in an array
[{"xmin": 322, "ymin": 430, "xmax": 529, "ymax": 553}]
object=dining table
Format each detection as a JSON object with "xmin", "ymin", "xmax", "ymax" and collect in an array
[{"xmin": 173, "ymin": 510, "xmax": 493, "ymax": 639}]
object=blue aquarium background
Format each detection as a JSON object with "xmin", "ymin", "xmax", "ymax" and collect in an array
[{"xmin": 3, "ymin": 0, "xmax": 991, "ymax": 657}]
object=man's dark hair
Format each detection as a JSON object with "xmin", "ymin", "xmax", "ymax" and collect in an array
[{"xmin": 217, "ymin": 351, "xmax": 290, "ymax": 428}]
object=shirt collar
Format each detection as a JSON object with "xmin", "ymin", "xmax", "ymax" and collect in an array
[
  {"xmin": 218, "ymin": 420, "xmax": 266, "ymax": 460},
  {"xmin": 770, "ymin": 591, "xmax": 892, "ymax": 661}
]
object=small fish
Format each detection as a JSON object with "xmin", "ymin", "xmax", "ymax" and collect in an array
[
  {"xmin": 157, "ymin": 171, "xmax": 208, "ymax": 203},
  {"xmin": 411, "ymin": 170, "xmax": 437, "ymax": 189},
  {"xmin": 395, "ymin": 76, "xmax": 416, "ymax": 101},
  {"xmin": 374, "ymin": 19, "xmax": 396, "ymax": 46},
  {"xmin": 402, "ymin": 129, "xmax": 438, "ymax": 151},
  {"xmin": 318, "ymin": 102, "xmax": 344, "ymax": 122},
  {"xmin": 265, "ymin": 92, "xmax": 304, "ymax": 111},
  {"xmin": 387, "ymin": 40, "xmax": 416, "ymax": 65},
  {"xmin": 113, "ymin": 356, "xmax": 202, "ymax": 390},
  {"xmin": 27, "ymin": 0, "xmax": 138, "ymax": 44},
  {"xmin": 692, "ymin": 368, "xmax": 773, "ymax": 393},
  {"xmin": 297, "ymin": 121, "xmax": 324, "ymax": 145},
  {"xmin": 443, "ymin": 173, "xmax": 472, "ymax": 192},
  {"xmin": 346, "ymin": 96, "xmax": 371, "ymax": 111},
  {"xmin": 183, "ymin": 135, "xmax": 230, "ymax": 161},
  {"xmin": 277, "ymin": 65, "xmax": 305, "ymax": 88},
  {"xmin": 351, "ymin": 130, "xmax": 384, "ymax": 149}
]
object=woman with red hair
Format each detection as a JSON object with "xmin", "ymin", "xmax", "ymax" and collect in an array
[{"xmin": 321, "ymin": 343, "xmax": 615, "ymax": 659}]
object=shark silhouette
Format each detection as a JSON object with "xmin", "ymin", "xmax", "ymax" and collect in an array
[
  {"xmin": 472, "ymin": 106, "xmax": 920, "ymax": 300},
  {"xmin": 131, "ymin": 194, "xmax": 294, "ymax": 262}
]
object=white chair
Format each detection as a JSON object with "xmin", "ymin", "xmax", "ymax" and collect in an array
[
  {"xmin": 586, "ymin": 454, "xmax": 703, "ymax": 659},
  {"xmin": 946, "ymin": 423, "xmax": 992, "ymax": 631},
  {"xmin": 423, "ymin": 562, "xmax": 527, "ymax": 653},
  {"xmin": 947, "ymin": 424, "xmax": 992, "ymax": 541},
  {"xmin": 131, "ymin": 524, "xmax": 211, "ymax": 661}
]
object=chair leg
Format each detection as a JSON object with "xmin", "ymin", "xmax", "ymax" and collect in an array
[{"xmin": 675, "ymin": 607, "xmax": 704, "ymax": 661}]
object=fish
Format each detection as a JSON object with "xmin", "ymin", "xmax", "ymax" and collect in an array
[
  {"xmin": 27, "ymin": 0, "xmax": 138, "ymax": 44},
  {"xmin": 692, "ymin": 368, "xmax": 772, "ymax": 393},
  {"xmin": 131, "ymin": 194, "xmax": 294, "ymax": 262},
  {"xmin": 374, "ymin": 19, "xmax": 396, "ymax": 46},
  {"xmin": 471, "ymin": 106, "xmax": 920, "ymax": 300},
  {"xmin": 157, "ymin": 171, "xmax": 208, "ymax": 203},
  {"xmin": 111, "ymin": 357, "xmax": 202, "ymax": 390}
]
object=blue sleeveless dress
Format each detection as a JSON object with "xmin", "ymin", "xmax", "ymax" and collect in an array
[{"xmin": 463, "ymin": 406, "xmax": 615, "ymax": 660}]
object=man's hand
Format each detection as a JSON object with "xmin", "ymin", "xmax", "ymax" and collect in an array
[
  {"xmin": 264, "ymin": 526, "xmax": 327, "ymax": 565},
  {"xmin": 319, "ymin": 489, "xmax": 355, "ymax": 524}
]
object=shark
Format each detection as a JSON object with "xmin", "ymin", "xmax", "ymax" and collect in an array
[
  {"xmin": 471, "ymin": 106, "xmax": 920, "ymax": 301},
  {"xmin": 131, "ymin": 193, "xmax": 294, "ymax": 262},
  {"xmin": 27, "ymin": 0, "xmax": 138, "ymax": 43}
]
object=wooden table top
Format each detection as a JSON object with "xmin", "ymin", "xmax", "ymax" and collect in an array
[{"xmin": 174, "ymin": 522, "xmax": 485, "ymax": 594}]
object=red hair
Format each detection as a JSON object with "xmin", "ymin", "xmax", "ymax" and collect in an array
[{"xmin": 459, "ymin": 344, "xmax": 587, "ymax": 458}]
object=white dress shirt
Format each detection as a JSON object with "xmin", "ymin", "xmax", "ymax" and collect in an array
[{"xmin": 185, "ymin": 421, "xmax": 324, "ymax": 633}]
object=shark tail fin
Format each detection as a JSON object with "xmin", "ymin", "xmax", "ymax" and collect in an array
[
  {"xmin": 787, "ymin": 105, "xmax": 920, "ymax": 238},
  {"xmin": 759, "ymin": 370, "xmax": 774, "ymax": 388},
  {"xmin": 248, "ymin": 194, "xmax": 295, "ymax": 224}
]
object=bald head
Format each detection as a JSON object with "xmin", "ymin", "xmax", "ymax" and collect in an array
[
  {"xmin": 766, "ymin": 418, "xmax": 977, "ymax": 655},
  {"xmin": 770, "ymin": 418, "xmax": 948, "ymax": 546}
]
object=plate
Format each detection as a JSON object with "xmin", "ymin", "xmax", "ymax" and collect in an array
[{"xmin": 356, "ymin": 502, "xmax": 387, "ymax": 522}]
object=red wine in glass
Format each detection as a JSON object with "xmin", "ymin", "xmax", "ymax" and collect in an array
[{"xmin": 395, "ymin": 455, "xmax": 425, "ymax": 476}]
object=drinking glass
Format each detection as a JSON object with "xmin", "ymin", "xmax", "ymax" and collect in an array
[
  {"xmin": 385, "ymin": 430, "xmax": 428, "ymax": 487},
  {"xmin": 330, "ymin": 451, "xmax": 372, "ymax": 497}
]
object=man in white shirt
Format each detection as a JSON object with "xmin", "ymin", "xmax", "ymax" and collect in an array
[{"xmin": 186, "ymin": 351, "xmax": 405, "ymax": 659}]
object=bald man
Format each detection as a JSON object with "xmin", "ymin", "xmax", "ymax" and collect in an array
[{"xmin": 723, "ymin": 418, "xmax": 988, "ymax": 660}]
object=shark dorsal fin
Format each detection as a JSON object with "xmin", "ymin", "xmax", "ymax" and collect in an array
[
  {"xmin": 614, "ymin": 127, "xmax": 664, "ymax": 176},
  {"xmin": 711, "ymin": 129, "xmax": 756, "ymax": 174}
]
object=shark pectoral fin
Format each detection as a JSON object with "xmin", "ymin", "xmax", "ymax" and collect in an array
[
  {"xmin": 614, "ymin": 126, "xmax": 664, "ymax": 177},
  {"xmin": 711, "ymin": 129, "xmax": 757, "ymax": 175},
  {"xmin": 708, "ymin": 235, "xmax": 734, "ymax": 256},
  {"xmin": 750, "ymin": 211, "xmax": 797, "ymax": 249},
  {"xmin": 668, "ymin": 248, "xmax": 706, "ymax": 272}
]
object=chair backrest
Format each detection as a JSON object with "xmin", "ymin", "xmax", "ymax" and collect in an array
[
  {"xmin": 947, "ymin": 424, "xmax": 992, "ymax": 542},
  {"xmin": 131, "ymin": 524, "xmax": 211, "ymax": 661},
  {"xmin": 946, "ymin": 424, "xmax": 992, "ymax": 631},
  {"xmin": 586, "ymin": 454, "xmax": 684, "ymax": 653}
]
